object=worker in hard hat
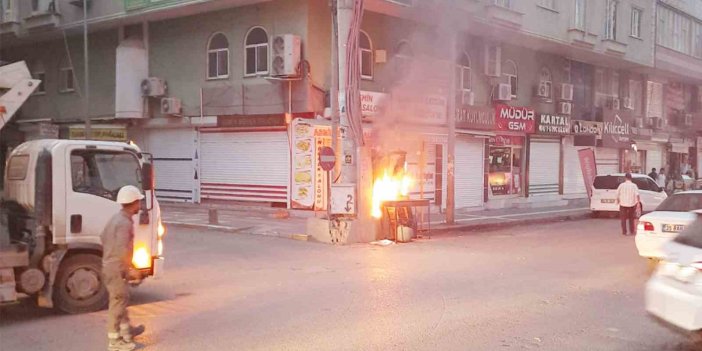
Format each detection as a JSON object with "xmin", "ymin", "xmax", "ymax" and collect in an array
[{"xmin": 101, "ymin": 185, "xmax": 146, "ymax": 351}]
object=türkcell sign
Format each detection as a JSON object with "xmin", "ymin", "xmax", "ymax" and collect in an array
[{"xmin": 495, "ymin": 104, "xmax": 535, "ymax": 133}]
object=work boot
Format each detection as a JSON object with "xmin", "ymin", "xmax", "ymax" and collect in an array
[
  {"xmin": 120, "ymin": 324, "xmax": 145, "ymax": 342},
  {"xmin": 108, "ymin": 337, "xmax": 136, "ymax": 351}
]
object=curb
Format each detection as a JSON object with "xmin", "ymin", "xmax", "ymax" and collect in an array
[{"xmin": 429, "ymin": 212, "xmax": 591, "ymax": 235}]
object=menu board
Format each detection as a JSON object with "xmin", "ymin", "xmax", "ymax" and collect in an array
[
  {"xmin": 292, "ymin": 119, "xmax": 315, "ymax": 209},
  {"xmin": 314, "ymin": 126, "xmax": 332, "ymax": 211}
]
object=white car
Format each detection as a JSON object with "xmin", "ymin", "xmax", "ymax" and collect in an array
[
  {"xmin": 646, "ymin": 219, "xmax": 702, "ymax": 331},
  {"xmin": 636, "ymin": 191, "xmax": 702, "ymax": 259},
  {"xmin": 590, "ymin": 173, "xmax": 668, "ymax": 217}
]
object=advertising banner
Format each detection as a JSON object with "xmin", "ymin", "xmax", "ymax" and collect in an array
[
  {"xmin": 602, "ymin": 109, "xmax": 634, "ymax": 148},
  {"xmin": 578, "ymin": 148, "xmax": 597, "ymax": 198},
  {"xmin": 495, "ymin": 104, "xmax": 536, "ymax": 133},
  {"xmin": 456, "ymin": 105, "xmax": 495, "ymax": 130}
]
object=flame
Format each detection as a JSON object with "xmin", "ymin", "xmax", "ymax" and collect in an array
[
  {"xmin": 371, "ymin": 169, "xmax": 413, "ymax": 218},
  {"xmin": 132, "ymin": 246, "xmax": 152, "ymax": 269}
]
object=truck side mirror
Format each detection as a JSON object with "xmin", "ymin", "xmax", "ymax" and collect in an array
[{"xmin": 142, "ymin": 163, "xmax": 154, "ymax": 191}]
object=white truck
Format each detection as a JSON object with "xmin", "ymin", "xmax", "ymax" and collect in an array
[{"xmin": 0, "ymin": 61, "xmax": 164, "ymax": 314}]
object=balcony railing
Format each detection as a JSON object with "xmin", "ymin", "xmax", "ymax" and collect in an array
[{"xmin": 125, "ymin": 0, "xmax": 188, "ymax": 11}]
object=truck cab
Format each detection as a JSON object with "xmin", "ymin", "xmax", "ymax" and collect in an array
[{"xmin": 1, "ymin": 139, "xmax": 164, "ymax": 313}]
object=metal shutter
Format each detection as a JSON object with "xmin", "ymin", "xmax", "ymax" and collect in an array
[
  {"xmin": 133, "ymin": 128, "xmax": 195, "ymax": 202},
  {"xmin": 528, "ymin": 138, "xmax": 560, "ymax": 195},
  {"xmin": 563, "ymin": 137, "xmax": 586, "ymax": 196},
  {"xmin": 647, "ymin": 148, "xmax": 663, "ymax": 172},
  {"xmin": 200, "ymin": 131, "xmax": 289, "ymax": 203},
  {"xmin": 596, "ymin": 147, "xmax": 620, "ymax": 175},
  {"xmin": 455, "ymin": 137, "xmax": 484, "ymax": 209}
]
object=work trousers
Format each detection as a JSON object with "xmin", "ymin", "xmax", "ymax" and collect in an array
[
  {"xmin": 103, "ymin": 266, "xmax": 130, "ymax": 337},
  {"xmin": 619, "ymin": 205, "xmax": 637, "ymax": 235}
]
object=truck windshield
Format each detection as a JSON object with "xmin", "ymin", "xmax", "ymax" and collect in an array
[{"xmin": 71, "ymin": 150, "xmax": 142, "ymax": 201}]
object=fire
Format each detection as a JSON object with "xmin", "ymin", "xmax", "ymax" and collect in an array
[{"xmin": 371, "ymin": 169, "xmax": 413, "ymax": 218}]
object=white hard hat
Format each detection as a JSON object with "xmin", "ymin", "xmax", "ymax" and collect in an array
[{"xmin": 116, "ymin": 185, "xmax": 145, "ymax": 204}]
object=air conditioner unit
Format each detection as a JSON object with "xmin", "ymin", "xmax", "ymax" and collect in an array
[
  {"xmin": 271, "ymin": 34, "xmax": 302, "ymax": 77},
  {"xmin": 161, "ymin": 97, "xmax": 182, "ymax": 115},
  {"xmin": 141, "ymin": 77, "xmax": 167, "ymax": 97},
  {"xmin": 623, "ymin": 97, "xmax": 634, "ymax": 110},
  {"xmin": 462, "ymin": 91, "xmax": 475, "ymax": 106},
  {"xmin": 494, "ymin": 83, "xmax": 512, "ymax": 101},
  {"xmin": 484, "ymin": 44, "xmax": 501, "ymax": 77},
  {"xmin": 649, "ymin": 117, "xmax": 664, "ymax": 129},
  {"xmin": 560, "ymin": 83, "xmax": 574, "ymax": 101},
  {"xmin": 559, "ymin": 102, "xmax": 572, "ymax": 115},
  {"xmin": 536, "ymin": 82, "xmax": 551, "ymax": 99},
  {"xmin": 685, "ymin": 113, "xmax": 694, "ymax": 126}
]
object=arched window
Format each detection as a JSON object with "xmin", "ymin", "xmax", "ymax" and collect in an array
[
  {"xmin": 502, "ymin": 59, "xmax": 518, "ymax": 98},
  {"xmin": 538, "ymin": 67, "xmax": 552, "ymax": 99},
  {"xmin": 245, "ymin": 27, "xmax": 269, "ymax": 76},
  {"xmin": 207, "ymin": 33, "xmax": 229, "ymax": 79},
  {"xmin": 58, "ymin": 57, "xmax": 74, "ymax": 93},
  {"xmin": 32, "ymin": 60, "xmax": 46, "ymax": 95},
  {"xmin": 395, "ymin": 40, "xmax": 413, "ymax": 77},
  {"xmin": 360, "ymin": 31, "xmax": 373, "ymax": 80},
  {"xmin": 456, "ymin": 53, "xmax": 472, "ymax": 104}
]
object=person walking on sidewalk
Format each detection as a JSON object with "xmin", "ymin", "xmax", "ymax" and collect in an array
[
  {"xmin": 648, "ymin": 168, "xmax": 658, "ymax": 181},
  {"xmin": 658, "ymin": 168, "xmax": 667, "ymax": 189},
  {"xmin": 616, "ymin": 173, "xmax": 641, "ymax": 236},
  {"xmin": 101, "ymin": 185, "xmax": 147, "ymax": 351}
]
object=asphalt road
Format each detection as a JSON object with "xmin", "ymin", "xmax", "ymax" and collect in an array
[{"xmin": 1, "ymin": 218, "xmax": 700, "ymax": 351}]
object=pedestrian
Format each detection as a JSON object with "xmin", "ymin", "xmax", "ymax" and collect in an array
[
  {"xmin": 657, "ymin": 168, "xmax": 667, "ymax": 189},
  {"xmin": 101, "ymin": 185, "xmax": 146, "ymax": 351},
  {"xmin": 616, "ymin": 173, "xmax": 641, "ymax": 236},
  {"xmin": 648, "ymin": 168, "xmax": 658, "ymax": 181}
]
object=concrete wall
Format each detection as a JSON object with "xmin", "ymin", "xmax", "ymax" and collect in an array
[
  {"xmin": 2, "ymin": 29, "xmax": 118, "ymax": 123},
  {"xmin": 14, "ymin": 0, "xmax": 124, "ymax": 26}
]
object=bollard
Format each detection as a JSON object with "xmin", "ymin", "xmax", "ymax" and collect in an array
[{"xmin": 208, "ymin": 208, "xmax": 218, "ymax": 225}]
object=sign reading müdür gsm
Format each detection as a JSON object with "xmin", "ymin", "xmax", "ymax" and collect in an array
[{"xmin": 495, "ymin": 104, "xmax": 535, "ymax": 133}]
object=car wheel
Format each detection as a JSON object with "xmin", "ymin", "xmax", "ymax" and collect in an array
[{"xmin": 53, "ymin": 254, "xmax": 108, "ymax": 314}]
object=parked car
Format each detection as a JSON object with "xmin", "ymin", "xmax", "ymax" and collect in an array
[
  {"xmin": 590, "ymin": 173, "xmax": 668, "ymax": 217},
  {"xmin": 636, "ymin": 191, "xmax": 702, "ymax": 260},
  {"xmin": 645, "ymin": 217, "xmax": 702, "ymax": 332}
]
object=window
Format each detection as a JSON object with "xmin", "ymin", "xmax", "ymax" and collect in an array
[
  {"xmin": 629, "ymin": 79, "xmax": 643, "ymax": 114},
  {"xmin": 360, "ymin": 31, "xmax": 373, "ymax": 80},
  {"xmin": 502, "ymin": 59, "xmax": 518, "ymax": 98},
  {"xmin": 58, "ymin": 58, "xmax": 74, "ymax": 93},
  {"xmin": 538, "ymin": 67, "xmax": 552, "ymax": 99},
  {"xmin": 605, "ymin": 0, "xmax": 618, "ymax": 41},
  {"xmin": 493, "ymin": 0, "xmax": 512, "ymax": 8},
  {"xmin": 574, "ymin": 0, "xmax": 586, "ymax": 30},
  {"xmin": 457, "ymin": 53, "xmax": 472, "ymax": 104},
  {"xmin": 7, "ymin": 155, "xmax": 29, "ymax": 180},
  {"xmin": 32, "ymin": 61, "xmax": 45, "ymax": 95},
  {"xmin": 395, "ymin": 41, "xmax": 413, "ymax": 78},
  {"xmin": 245, "ymin": 27, "xmax": 269, "ymax": 76},
  {"xmin": 539, "ymin": 0, "xmax": 555, "ymax": 10},
  {"xmin": 207, "ymin": 33, "xmax": 229, "ymax": 79},
  {"xmin": 631, "ymin": 8, "xmax": 642, "ymax": 38},
  {"xmin": 71, "ymin": 150, "xmax": 142, "ymax": 201},
  {"xmin": 610, "ymin": 71, "xmax": 620, "ymax": 97},
  {"xmin": 657, "ymin": 6, "xmax": 700, "ymax": 57}
]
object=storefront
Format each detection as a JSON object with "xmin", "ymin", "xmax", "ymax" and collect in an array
[
  {"xmin": 454, "ymin": 105, "xmax": 494, "ymax": 209},
  {"xmin": 528, "ymin": 113, "xmax": 569, "ymax": 196},
  {"xmin": 566, "ymin": 120, "xmax": 603, "ymax": 196},
  {"xmin": 597, "ymin": 109, "xmax": 634, "ymax": 175},
  {"xmin": 487, "ymin": 105, "xmax": 535, "ymax": 199},
  {"xmin": 199, "ymin": 115, "xmax": 290, "ymax": 205}
]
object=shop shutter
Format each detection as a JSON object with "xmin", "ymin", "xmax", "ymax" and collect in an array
[
  {"xmin": 596, "ymin": 147, "xmax": 620, "ymax": 175},
  {"xmin": 528, "ymin": 137, "xmax": 560, "ymax": 195},
  {"xmin": 200, "ymin": 131, "xmax": 289, "ymax": 203},
  {"xmin": 563, "ymin": 137, "xmax": 586, "ymax": 196},
  {"xmin": 647, "ymin": 148, "xmax": 663, "ymax": 173},
  {"xmin": 455, "ymin": 137, "xmax": 484, "ymax": 209},
  {"xmin": 138, "ymin": 128, "xmax": 195, "ymax": 202}
]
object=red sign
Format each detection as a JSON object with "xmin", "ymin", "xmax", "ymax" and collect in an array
[
  {"xmin": 495, "ymin": 104, "xmax": 536, "ymax": 133},
  {"xmin": 319, "ymin": 147, "xmax": 336, "ymax": 171},
  {"xmin": 578, "ymin": 148, "xmax": 597, "ymax": 198},
  {"xmin": 489, "ymin": 135, "xmax": 525, "ymax": 146}
]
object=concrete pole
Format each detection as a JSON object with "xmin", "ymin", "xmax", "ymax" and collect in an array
[
  {"xmin": 336, "ymin": 0, "xmax": 357, "ymax": 185},
  {"xmin": 446, "ymin": 32, "xmax": 457, "ymax": 224},
  {"xmin": 330, "ymin": 0, "xmax": 340, "ymax": 183},
  {"xmin": 83, "ymin": 0, "xmax": 91, "ymax": 139}
]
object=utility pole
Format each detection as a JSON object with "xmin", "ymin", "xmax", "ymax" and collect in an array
[
  {"xmin": 83, "ymin": 0, "xmax": 91, "ymax": 139},
  {"xmin": 330, "ymin": 0, "xmax": 340, "ymax": 183},
  {"xmin": 336, "ymin": 0, "xmax": 357, "ymax": 185},
  {"xmin": 446, "ymin": 32, "xmax": 457, "ymax": 224}
]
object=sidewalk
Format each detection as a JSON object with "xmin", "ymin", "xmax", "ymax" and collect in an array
[{"xmin": 161, "ymin": 199, "xmax": 591, "ymax": 240}]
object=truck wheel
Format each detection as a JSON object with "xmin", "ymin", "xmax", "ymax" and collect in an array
[{"xmin": 53, "ymin": 254, "xmax": 108, "ymax": 314}]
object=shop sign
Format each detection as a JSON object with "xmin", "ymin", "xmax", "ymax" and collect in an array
[
  {"xmin": 360, "ymin": 91, "xmax": 389, "ymax": 119},
  {"xmin": 290, "ymin": 119, "xmax": 332, "ymax": 210},
  {"xmin": 392, "ymin": 93, "xmax": 448, "ymax": 125},
  {"xmin": 69, "ymin": 126, "xmax": 127, "ymax": 141},
  {"xmin": 602, "ymin": 109, "xmax": 633, "ymax": 148},
  {"xmin": 632, "ymin": 127, "xmax": 653, "ymax": 141},
  {"xmin": 38, "ymin": 123, "xmax": 59, "ymax": 139},
  {"xmin": 217, "ymin": 115, "xmax": 286, "ymax": 128},
  {"xmin": 456, "ymin": 105, "xmax": 495, "ymax": 130},
  {"xmin": 571, "ymin": 120, "xmax": 603, "ymax": 138},
  {"xmin": 495, "ymin": 104, "xmax": 536, "ymax": 133},
  {"xmin": 537, "ymin": 113, "xmax": 570, "ymax": 135}
]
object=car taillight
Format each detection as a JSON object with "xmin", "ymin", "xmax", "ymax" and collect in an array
[{"xmin": 638, "ymin": 221, "xmax": 654, "ymax": 232}]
